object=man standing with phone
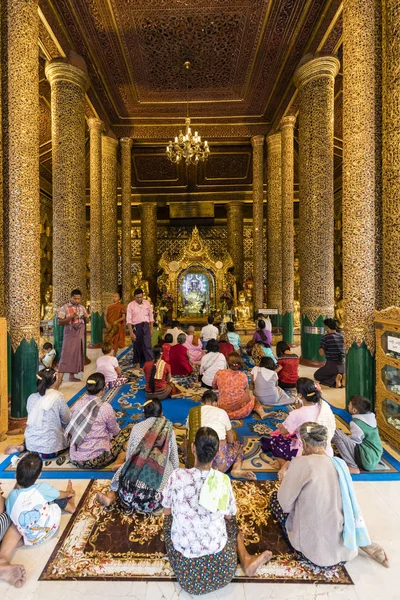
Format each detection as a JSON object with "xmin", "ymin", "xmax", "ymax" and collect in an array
[{"xmin": 126, "ymin": 288, "xmax": 154, "ymax": 368}]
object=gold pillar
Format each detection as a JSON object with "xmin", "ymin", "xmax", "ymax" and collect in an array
[
  {"xmin": 343, "ymin": 0, "xmax": 381, "ymax": 404},
  {"xmin": 382, "ymin": 0, "xmax": 400, "ymax": 307},
  {"xmin": 281, "ymin": 115, "xmax": 296, "ymax": 342},
  {"xmin": 2, "ymin": 0, "xmax": 40, "ymax": 419},
  {"xmin": 251, "ymin": 135, "xmax": 265, "ymax": 313},
  {"xmin": 266, "ymin": 133, "xmax": 282, "ymax": 321},
  {"xmin": 226, "ymin": 202, "xmax": 244, "ymax": 289},
  {"xmin": 121, "ymin": 137, "xmax": 133, "ymax": 305},
  {"xmin": 101, "ymin": 135, "xmax": 119, "ymax": 309},
  {"xmin": 88, "ymin": 118, "xmax": 104, "ymax": 344},
  {"xmin": 0, "ymin": 5, "xmax": 3, "ymax": 318},
  {"xmin": 140, "ymin": 202, "xmax": 157, "ymax": 300},
  {"xmin": 294, "ymin": 55, "xmax": 339, "ymax": 363},
  {"xmin": 45, "ymin": 56, "xmax": 89, "ymax": 315}
]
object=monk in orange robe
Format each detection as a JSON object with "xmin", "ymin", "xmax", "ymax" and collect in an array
[{"xmin": 105, "ymin": 292, "xmax": 127, "ymax": 353}]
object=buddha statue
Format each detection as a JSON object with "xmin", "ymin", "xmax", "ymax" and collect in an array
[
  {"xmin": 234, "ymin": 291, "xmax": 254, "ymax": 329},
  {"xmin": 334, "ymin": 286, "xmax": 344, "ymax": 329},
  {"xmin": 131, "ymin": 268, "xmax": 150, "ymax": 298},
  {"xmin": 41, "ymin": 287, "xmax": 54, "ymax": 322},
  {"xmin": 294, "ymin": 257, "xmax": 300, "ymax": 302},
  {"xmin": 294, "ymin": 299, "xmax": 301, "ymax": 329}
]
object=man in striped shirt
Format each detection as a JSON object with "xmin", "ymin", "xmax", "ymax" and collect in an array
[{"xmin": 314, "ymin": 318, "xmax": 345, "ymax": 388}]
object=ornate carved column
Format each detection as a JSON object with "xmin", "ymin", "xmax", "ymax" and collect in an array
[
  {"xmin": 88, "ymin": 118, "xmax": 104, "ymax": 345},
  {"xmin": 343, "ymin": 0, "xmax": 381, "ymax": 405},
  {"xmin": 266, "ymin": 133, "xmax": 283, "ymax": 327},
  {"xmin": 0, "ymin": 5, "xmax": 3, "ymax": 320},
  {"xmin": 382, "ymin": 0, "xmax": 400, "ymax": 307},
  {"xmin": 140, "ymin": 202, "xmax": 158, "ymax": 300},
  {"xmin": 226, "ymin": 202, "xmax": 244, "ymax": 290},
  {"xmin": 45, "ymin": 55, "xmax": 89, "ymax": 359},
  {"xmin": 251, "ymin": 135, "xmax": 265, "ymax": 314},
  {"xmin": 281, "ymin": 116, "xmax": 296, "ymax": 343},
  {"xmin": 294, "ymin": 55, "xmax": 339, "ymax": 365},
  {"xmin": 121, "ymin": 137, "xmax": 133, "ymax": 305},
  {"xmin": 101, "ymin": 135, "xmax": 119, "ymax": 309},
  {"xmin": 2, "ymin": 0, "xmax": 40, "ymax": 421}
]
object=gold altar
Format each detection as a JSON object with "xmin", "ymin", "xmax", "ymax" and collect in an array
[{"xmin": 158, "ymin": 227, "xmax": 234, "ymax": 321}]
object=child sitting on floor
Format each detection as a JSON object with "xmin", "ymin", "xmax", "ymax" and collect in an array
[
  {"xmin": 39, "ymin": 342, "xmax": 56, "ymax": 371},
  {"xmin": 96, "ymin": 342, "xmax": 128, "ymax": 388},
  {"xmin": 161, "ymin": 333, "xmax": 173, "ymax": 364},
  {"xmin": 6, "ymin": 453, "xmax": 75, "ymax": 547},
  {"xmin": 333, "ymin": 395, "xmax": 383, "ymax": 473}
]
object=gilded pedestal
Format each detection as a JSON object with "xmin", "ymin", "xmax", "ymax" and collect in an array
[
  {"xmin": 382, "ymin": 0, "xmax": 400, "ymax": 308},
  {"xmin": 226, "ymin": 202, "xmax": 244, "ymax": 289},
  {"xmin": 140, "ymin": 202, "xmax": 158, "ymax": 300},
  {"xmin": 3, "ymin": 0, "xmax": 40, "ymax": 420},
  {"xmin": 121, "ymin": 137, "xmax": 133, "ymax": 305},
  {"xmin": 294, "ymin": 55, "xmax": 339, "ymax": 364},
  {"xmin": 281, "ymin": 116, "xmax": 296, "ymax": 342},
  {"xmin": 45, "ymin": 56, "xmax": 89, "ymax": 359},
  {"xmin": 88, "ymin": 118, "xmax": 104, "ymax": 345},
  {"xmin": 101, "ymin": 136, "xmax": 119, "ymax": 309},
  {"xmin": 266, "ymin": 133, "xmax": 283, "ymax": 328},
  {"xmin": 251, "ymin": 135, "xmax": 265, "ymax": 315},
  {"xmin": 343, "ymin": 0, "xmax": 381, "ymax": 405}
]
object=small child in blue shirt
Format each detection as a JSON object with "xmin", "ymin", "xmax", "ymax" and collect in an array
[{"xmin": 6, "ymin": 453, "xmax": 75, "ymax": 547}]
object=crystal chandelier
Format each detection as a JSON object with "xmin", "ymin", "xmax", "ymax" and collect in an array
[{"xmin": 166, "ymin": 61, "xmax": 210, "ymax": 166}]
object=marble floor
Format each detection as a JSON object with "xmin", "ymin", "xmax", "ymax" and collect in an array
[{"xmin": 1, "ymin": 347, "xmax": 399, "ymax": 600}]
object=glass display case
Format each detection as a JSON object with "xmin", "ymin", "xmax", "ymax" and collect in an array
[{"xmin": 375, "ymin": 307, "xmax": 400, "ymax": 450}]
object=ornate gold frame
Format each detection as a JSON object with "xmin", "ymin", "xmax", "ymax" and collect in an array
[
  {"xmin": 158, "ymin": 226, "xmax": 233, "ymax": 319},
  {"xmin": 374, "ymin": 306, "xmax": 400, "ymax": 449}
]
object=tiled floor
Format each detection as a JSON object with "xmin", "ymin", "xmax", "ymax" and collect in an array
[{"xmin": 1, "ymin": 347, "xmax": 399, "ymax": 600}]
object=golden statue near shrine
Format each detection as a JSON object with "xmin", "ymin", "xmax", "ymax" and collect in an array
[
  {"xmin": 41, "ymin": 286, "xmax": 54, "ymax": 321},
  {"xmin": 335, "ymin": 286, "xmax": 344, "ymax": 329},
  {"xmin": 131, "ymin": 269, "xmax": 150, "ymax": 298},
  {"xmin": 234, "ymin": 291, "xmax": 255, "ymax": 329}
]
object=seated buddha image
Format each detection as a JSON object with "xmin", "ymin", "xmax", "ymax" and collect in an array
[{"xmin": 182, "ymin": 274, "xmax": 209, "ymax": 314}]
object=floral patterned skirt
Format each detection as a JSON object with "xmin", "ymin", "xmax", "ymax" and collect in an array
[
  {"xmin": 71, "ymin": 427, "xmax": 131, "ymax": 469},
  {"xmin": 212, "ymin": 441, "xmax": 243, "ymax": 472},
  {"xmin": 261, "ymin": 434, "xmax": 297, "ymax": 460},
  {"xmin": 164, "ymin": 514, "xmax": 238, "ymax": 595}
]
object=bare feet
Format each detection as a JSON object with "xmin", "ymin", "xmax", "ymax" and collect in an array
[
  {"xmin": 0, "ymin": 563, "xmax": 27, "ymax": 588},
  {"xmin": 360, "ymin": 542, "xmax": 390, "ymax": 568},
  {"xmin": 4, "ymin": 445, "xmax": 25, "ymax": 455},
  {"xmin": 335, "ymin": 374, "xmax": 343, "ymax": 388},
  {"xmin": 68, "ymin": 375, "xmax": 82, "ymax": 382},
  {"xmin": 96, "ymin": 491, "xmax": 116, "ymax": 507},
  {"xmin": 110, "ymin": 451, "xmax": 126, "ymax": 471},
  {"xmin": 231, "ymin": 469, "xmax": 257, "ymax": 480},
  {"xmin": 241, "ymin": 549, "xmax": 273, "ymax": 576},
  {"xmin": 64, "ymin": 498, "xmax": 76, "ymax": 514},
  {"xmin": 348, "ymin": 466, "xmax": 361, "ymax": 474},
  {"xmin": 278, "ymin": 462, "xmax": 290, "ymax": 481},
  {"xmin": 66, "ymin": 480, "xmax": 75, "ymax": 498}
]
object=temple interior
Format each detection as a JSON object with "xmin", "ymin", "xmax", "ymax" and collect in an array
[{"xmin": 0, "ymin": 0, "xmax": 399, "ymax": 598}]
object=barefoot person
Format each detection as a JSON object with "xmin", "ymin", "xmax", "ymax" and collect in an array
[
  {"xmin": 186, "ymin": 390, "xmax": 256, "ymax": 480},
  {"xmin": 271, "ymin": 422, "xmax": 389, "ymax": 570},
  {"xmin": 314, "ymin": 318, "xmax": 346, "ymax": 388},
  {"xmin": 54, "ymin": 288, "xmax": 89, "ymax": 389},
  {"xmin": 162, "ymin": 427, "xmax": 272, "ymax": 595},
  {"xmin": 126, "ymin": 288, "xmax": 154, "ymax": 368},
  {"xmin": 0, "ymin": 486, "xmax": 25, "ymax": 588},
  {"xmin": 105, "ymin": 292, "xmax": 126, "ymax": 355}
]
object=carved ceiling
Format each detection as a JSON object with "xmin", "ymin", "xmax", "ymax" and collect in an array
[{"xmin": 39, "ymin": 0, "xmax": 343, "ymax": 139}]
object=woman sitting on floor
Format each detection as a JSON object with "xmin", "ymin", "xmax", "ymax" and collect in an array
[
  {"xmin": 67, "ymin": 373, "xmax": 129, "ymax": 469},
  {"xmin": 169, "ymin": 333, "xmax": 193, "ymax": 376},
  {"xmin": 96, "ymin": 342, "xmax": 128, "ymax": 389},
  {"xmin": 186, "ymin": 390, "xmax": 256, "ymax": 480},
  {"xmin": 199, "ymin": 339, "xmax": 227, "ymax": 389},
  {"xmin": 276, "ymin": 341, "xmax": 299, "ymax": 390},
  {"xmin": 162, "ymin": 426, "xmax": 272, "ymax": 596},
  {"xmin": 213, "ymin": 353, "xmax": 268, "ymax": 419},
  {"xmin": 183, "ymin": 325, "xmax": 204, "ymax": 365},
  {"xmin": 271, "ymin": 422, "xmax": 389, "ymax": 570},
  {"xmin": 218, "ymin": 332, "xmax": 235, "ymax": 359},
  {"xmin": 97, "ymin": 399, "xmax": 179, "ymax": 513},
  {"xmin": 250, "ymin": 357, "xmax": 293, "ymax": 407},
  {"xmin": 226, "ymin": 321, "xmax": 241, "ymax": 352},
  {"xmin": 143, "ymin": 346, "xmax": 178, "ymax": 400},
  {"xmin": 261, "ymin": 377, "xmax": 336, "ymax": 478},
  {"xmin": 251, "ymin": 341, "xmax": 277, "ymax": 367},
  {"xmin": 5, "ymin": 368, "xmax": 71, "ymax": 459},
  {"xmin": 252, "ymin": 319, "xmax": 272, "ymax": 346}
]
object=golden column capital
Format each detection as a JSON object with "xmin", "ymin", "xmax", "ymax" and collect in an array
[
  {"xmin": 88, "ymin": 118, "xmax": 104, "ymax": 132},
  {"xmin": 251, "ymin": 135, "xmax": 265, "ymax": 147},
  {"xmin": 266, "ymin": 133, "xmax": 281, "ymax": 152},
  {"xmin": 280, "ymin": 115, "xmax": 297, "ymax": 130},
  {"xmin": 294, "ymin": 55, "xmax": 340, "ymax": 89},
  {"xmin": 120, "ymin": 137, "xmax": 133, "ymax": 148},
  {"xmin": 45, "ymin": 57, "xmax": 89, "ymax": 91}
]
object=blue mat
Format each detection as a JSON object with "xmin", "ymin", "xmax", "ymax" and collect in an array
[{"xmin": 1, "ymin": 347, "xmax": 400, "ymax": 481}]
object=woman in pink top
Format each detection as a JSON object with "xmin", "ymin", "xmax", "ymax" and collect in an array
[
  {"xmin": 67, "ymin": 373, "xmax": 130, "ymax": 469},
  {"xmin": 184, "ymin": 326, "xmax": 203, "ymax": 364},
  {"xmin": 261, "ymin": 377, "xmax": 336, "ymax": 479}
]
